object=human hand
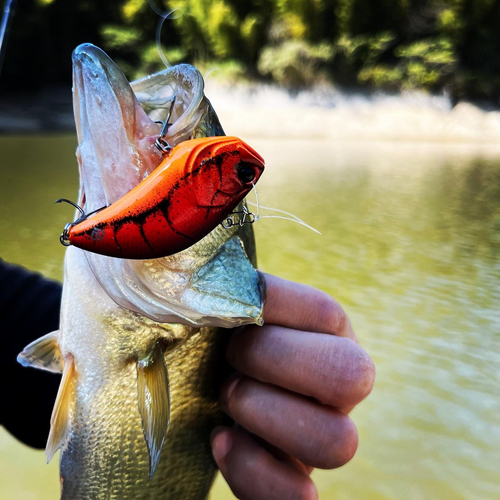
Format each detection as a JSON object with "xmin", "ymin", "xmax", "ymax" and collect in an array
[{"xmin": 211, "ymin": 273, "xmax": 376, "ymax": 500}]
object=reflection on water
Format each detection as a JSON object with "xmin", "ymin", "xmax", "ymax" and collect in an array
[{"xmin": 1, "ymin": 136, "xmax": 499, "ymax": 499}]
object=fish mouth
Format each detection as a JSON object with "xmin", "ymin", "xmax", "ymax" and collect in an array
[{"xmin": 72, "ymin": 43, "xmax": 222, "ymax": 212}]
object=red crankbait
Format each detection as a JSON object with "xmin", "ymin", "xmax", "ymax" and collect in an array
[{"xmin": 57, "ymin": 136, "xmax": 265, "ymax": 259}]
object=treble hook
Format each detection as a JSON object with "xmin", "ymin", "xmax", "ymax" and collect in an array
[
  {"xmin": 55, "ymin": 199, "xmax": 106, "ymax": 246},
  {"xmin": 155, "ymin": 95, "xmax": 176, "ymax": 154}
]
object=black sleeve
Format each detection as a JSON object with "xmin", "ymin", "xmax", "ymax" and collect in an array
[{"xmin": 0, "ymin": 259, "xmax": 62, "ymax": 449}]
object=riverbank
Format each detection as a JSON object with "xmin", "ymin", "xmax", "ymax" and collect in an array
[
  {"xmin": 2, "ymin": 83, "xmax": 500, "ymax": 143},
  {"xmin": 207, "ymin": 83, "xmax": 500, "ymax": 143},
  {"xmin": 0, "ymin": 87, "xmax": 73, "ymax": 133}
]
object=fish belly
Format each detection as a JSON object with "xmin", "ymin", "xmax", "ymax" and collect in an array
[
  {"xmin": 60, "ymin": 331, "xmax": 228, "ymax": 499},
  {"xmin": 58, "ymin": 248, "xmax": 230, "ymax": 499}
]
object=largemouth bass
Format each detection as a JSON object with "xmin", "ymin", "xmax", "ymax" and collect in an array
[{"xmin": 18, "ymin": 43, "xmax": 264, "ymax": 499}]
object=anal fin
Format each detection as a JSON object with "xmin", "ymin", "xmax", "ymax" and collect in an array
[
  {"xmin": 46, "ymin": 354, "xmax": 75, "ymax": 463},
  {"xmin": 17, "ymin": 330, "xmax": 63, "ymax": 373},
  {"xmin": 137, "ymin": 342, "xmax": 170, "ymax": 479}
]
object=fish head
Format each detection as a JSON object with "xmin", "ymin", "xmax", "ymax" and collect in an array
[{"xmin": 71, "ymin": 43, "xmax": 263, "ymax": 328}]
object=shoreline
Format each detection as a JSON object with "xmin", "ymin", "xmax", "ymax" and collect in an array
[
  {"xmin": 2, "ymin": 83, "xmax": 500, "ymax": 144},
  {"xmin": 206, "ymin": 83, "xmax": 500, "ymax": 144}
]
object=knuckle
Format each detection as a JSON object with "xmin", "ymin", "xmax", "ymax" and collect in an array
[
  {"xmin": 315, "ymin": 292, "xmax": 346, "ymax": 333},
  {"xmin": 222, "ymin": 375, "xmax": 253, "ymax": 419},
  {"xmin": 230, "ymin": 376, "xmax": 253, "ymax": 407},
  {"xmin": 229, "ymin": 377, "xmax": 268, "ymax": 427}
]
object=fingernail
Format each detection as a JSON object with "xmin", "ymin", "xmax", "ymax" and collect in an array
[
  {"xmin": 211, "ymin": 426, "xmax": 233, "ymax": 464},
  {"xmin": 220, "ymin": 372, "xmax": 242, "ymax": 413}
]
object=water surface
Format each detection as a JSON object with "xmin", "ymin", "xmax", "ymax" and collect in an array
[{"xmin": 1, "ymin": 135, "xmax": 499, "ymax": 499}]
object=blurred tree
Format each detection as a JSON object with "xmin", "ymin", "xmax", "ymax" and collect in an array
[{"xmin": 1, "ymin": 0, "xmax": 499, "ymax": 100}]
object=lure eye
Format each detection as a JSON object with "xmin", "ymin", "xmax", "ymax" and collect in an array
[{"xmin": 237, "ymin": 163, "xmax": 256, "ymax": 184}]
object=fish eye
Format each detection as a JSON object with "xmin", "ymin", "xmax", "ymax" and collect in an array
[{"xmin": 237, "ymin": 163, "xmax": 256, "ymax": 184}]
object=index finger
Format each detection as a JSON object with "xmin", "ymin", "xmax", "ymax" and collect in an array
[{"xmin": 261, "ymin": 273, "xmax": 357, "ymax": 342}]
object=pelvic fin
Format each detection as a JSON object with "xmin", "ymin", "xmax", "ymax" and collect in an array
[
  {"xmin": 137, "ymin": 342, "xmax": 171, "ymax": 479},
  {"xmin": 46, "ymin": 354, "xmax": 75, "ymax": 463}
]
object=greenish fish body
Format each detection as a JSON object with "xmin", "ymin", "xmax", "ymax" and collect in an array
[{"xmin": 18, "ymin": 44, "xmax": 263, "ymax": 499}]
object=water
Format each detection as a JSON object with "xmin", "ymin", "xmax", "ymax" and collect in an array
[{"xmin": 1, "ymin": 135, "xmax": 499, "ymax": 499}]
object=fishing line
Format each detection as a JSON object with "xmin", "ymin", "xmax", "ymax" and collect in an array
[
  {"xmin": 147, "ymin": 0, "xmax": 180, "ymax": 69},
  {"xmin": 248, "ymin": 183, "xmax": 321, "ymax": 235},
  {"xmin": 203, "ymin": 67, "xmax": 221, "ymax": 84}
]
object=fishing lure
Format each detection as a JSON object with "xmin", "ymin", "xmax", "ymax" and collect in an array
[{"xmin": 58, "ymin": 136, "xmax": 265, "ymax": 259}]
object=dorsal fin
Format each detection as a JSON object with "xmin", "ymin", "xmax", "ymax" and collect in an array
[
  {"xmin": 17, "ymin": 331, "xmax": 63, "ymax": 373},
  {"xmin": 46, "ymin": 354, "xmax": 76, "ymax": 463},
  {"xmin": 137, "ymin": 342, "xmax": 170, "ymax": 479}
]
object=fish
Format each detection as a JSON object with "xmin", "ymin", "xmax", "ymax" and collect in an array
[
  {"xmin": 17, "ymin": 43, "xmax": 264, "ymax": 499},
  {"xmin": 57, "ymin": 136, "xmax": 264, "ymax": 259}
]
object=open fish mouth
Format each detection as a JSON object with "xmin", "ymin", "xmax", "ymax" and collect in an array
[
  {"xmin": 71, "ymin": 43, "xmax": 263, "ymax": 328},
  {"xmin": 72, "ymin": 43, "xmax": 222, "ymax": 211}
]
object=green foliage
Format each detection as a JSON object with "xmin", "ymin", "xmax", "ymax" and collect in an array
[
  {"xmin": 258, "ymin": 39, "xmax": 334, "ymax": 86},
  {"xmin": 3, "ymin": 0, "xmax": 500, "ymax": 100},
  {"xmin": 273, "ymin": 0, "xmax": 325, "ymax": 40},
  {"xmin": 396, "ymin": 38, "xmax": 457, "ymax": 89},
  {"xmin": 205, "ymin": 1, "xmax": 239, "ymax": 58},
  {"xmin": 336, "ymin": 31, "xmax": 396, "ymax": 67},
  {"xmin": 358, "ymin": 37, "xmax": 457, "ymax": 90},
  {"xmin": 240, "ymin": 14, "xmax": 260, "ymax": 55},
  {"xmin": 166, "ymin": 0, "xmax": 256, "ymax": 61},
  {"xmin": 437, "ymin": 8, "xmax": 464, "ymax": 37},
  {"xmin": 358, "ymin": 65, "xmax": 403, "ymax": 87},
  {"xmin": 121, "ymin": 0, "xmax": 146, "ymax": 22},
  {"xmin": 335, "ymin": 0, "xmax": 355, "ymax": 36},
  {"xmin": 101, "ymin": 25, "xmax": 142, "ymax": 49},
  {"xmin": 197, "ymin": 59, "xmax": 248, "ymax": 83}
]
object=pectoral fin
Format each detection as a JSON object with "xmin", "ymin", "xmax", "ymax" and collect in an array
[
  {"xmin": 137, "ymin": 342, "xmax": 170, "ymax": 479},
  {"xmin": 17, "ymin": 331, "xmax": 63, "ymax": 373},
  {"xmin": 46, "ymin": 354, "xmax": 75, "ymax": 463}
]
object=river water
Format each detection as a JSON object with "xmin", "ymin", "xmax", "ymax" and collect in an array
[{"xmin": 1, "ymin": 135, "xmax": 499, "ymax": 499}]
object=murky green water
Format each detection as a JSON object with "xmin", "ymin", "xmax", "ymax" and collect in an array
[{"xmin": 1, "ymin": 135, "xmax": 499, "ymax": 499}]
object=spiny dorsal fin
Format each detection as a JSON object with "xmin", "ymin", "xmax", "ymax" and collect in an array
[
  {"xmin": 137, "ymin": 342, "xmax": 170, "ymax": 479},
  {"xmin": 17, "ymin": 331, "xmax": 63, "ymax": 373},
  {"xmin": 46, "ymin": 354, "xmax": 75, "ymax": 463}
]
